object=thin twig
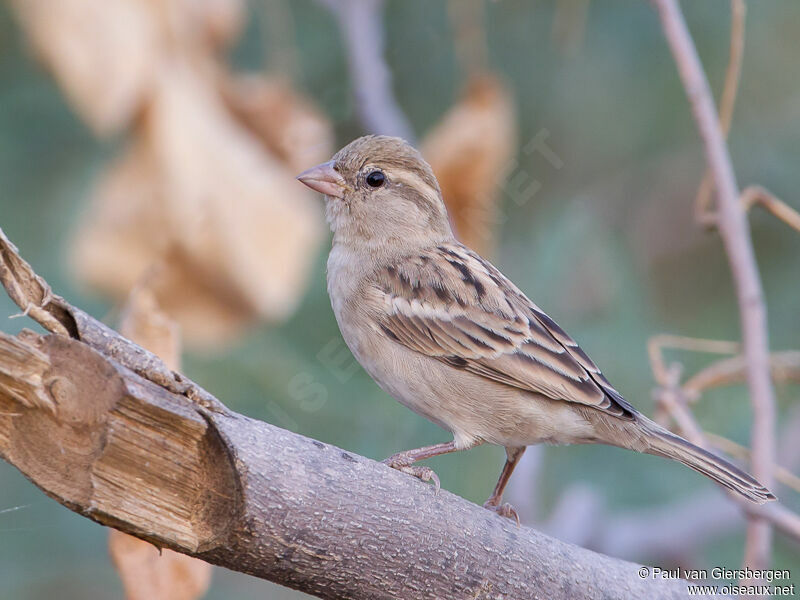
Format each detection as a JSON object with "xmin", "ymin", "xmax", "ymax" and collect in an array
[
  {"xmin": 739, "ymin": 185, "xmax": 800, "ymax": 233},
  {"xmin": 647, "ymin": 334, "xmax": 739, "ymax": 392},
  {"xmin": 652, "ymin": 378, "xmax": 800, "ymax": 545},
  {"xmin": 699, "ymin": 184, "xmax": 800, "ymax": 233},
  {"xmin": 692, "ymin": 2, "xmax": 800, "ymax": 236},
  {"xmin": 683, "ymin": 350, "xmax": 800, "ymax": 396},
  {"xmin": 648, "ymin": 338, "xmax": 800, "ymax": 540},
  {"xmin": 694, "ymin": 0, "xmax": 745, "ymax": 222},
  {"xmin": 704, "ymin": 432, "xmax": 800, "ymax": 494},
  {"xmin": 779, "ymin": 405, "xmax": 800, "ymax": 474},
  {"xmin": 654, "ymin": 364, "xmax": 705, "ymax": 446},
  {"xmin": 318, "ymin": 0, "xmax": 415, "ymax": 141},
  {"xmin": 649, "ymin": 335, "xmax": 800, "ymax": 399},
  {"xmin": 653, "ymin": 0, "xmax": 777, "ymax": 571}
]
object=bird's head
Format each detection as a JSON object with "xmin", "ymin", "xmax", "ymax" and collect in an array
[{"xmin": 296, "ymin": 135, "xmax": 452, "ymax": 250}]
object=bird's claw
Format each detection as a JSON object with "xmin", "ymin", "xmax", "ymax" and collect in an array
[
  {"xmin": 383, "ymin": 459, "xmax": 441, "ymax": 494},
  {"xmin": 483, "ymin": 501, "xmax": 520, "ymax": 526}
]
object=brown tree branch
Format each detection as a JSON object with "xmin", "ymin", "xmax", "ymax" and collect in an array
[
  {"xmin": 0, "ymin": 229, "xmax": 696, "ymax": 599},
  {"xmin": 652, "ymin": 0, "xmax": 777, "ymax": 571}
]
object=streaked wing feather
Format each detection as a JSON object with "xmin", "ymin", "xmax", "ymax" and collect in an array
[{"xmin": 373, "ymin": 242, "xmax": 635, "ymax": 419}]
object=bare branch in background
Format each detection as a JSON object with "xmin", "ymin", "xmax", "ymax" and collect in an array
[
  {"xmin": 539, "ymin": 488, "xmax": 749, "ymax": 562},
  {"xmin": 683, "ymin": 350, "xmax": 800, "ymax": 396},
  {"xmin": 646, "ymin": 332, "xmax": 800, "ymax": 541},
  {"xmin": 704, "ymin": 433, "xmax": 800, "ymax": 495},
  {"xmin": 654, "ymin": 365, "xmax": 705, "ymax": 444},
  {"xmin": 318, "ymin": 0, "xmax": 415, "ymax": 141},
  {"xmin": 505, "ymin": 328, "xmax": 800, "ymax": 566},
  {"xmin": 737, "ymin": 186, "xmax": 800, "ymax": 233},
  {"xmin": 652, "ymin": 0, "xmax": 778, "ymax": 571},
  {"xmin": 779, "ymin": 405, "xmax": 800, "ymax": 474},
  {"xmin": 693, "ymin": 1, "xmax": 800, "ymax": 235},
  {"xmin": 0, "ymin": 228, "xmax": 693, "ymax": 600},
  {"xmin": 694, "ymin": 0, "xmax": 745, "ymax": 220},
  {"xmin": 700, "ymin": 184, "xmax": 800, "ymax": 234},
  {"xmin": 424, "ymin": 4, "xmax": 516, "ymax": 257},
  {"xmin": 599, "ymin": 490, "xmax": 800, "ymax": 560},
  {"xmin": 648, "ymin": 335, "xmax": 800, "ymax": 401},
  {"xmin": 648, "ymin": 334, "xmax": 739, "ymax": 398},
  {"xmin": 652, "ymin": 377, "xmax": 800, "ymax": 544},
  {"xmin": 532, "ymin": 431, "xmax": 800, "ymax": 562}
]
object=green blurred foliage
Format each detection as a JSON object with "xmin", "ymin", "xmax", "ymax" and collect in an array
[{"xmin": 0, "ymin": 1, "xmax": 798, "ymax": 598}]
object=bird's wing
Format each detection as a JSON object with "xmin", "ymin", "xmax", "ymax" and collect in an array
[{"xmin": 370, "ymin": 242, "xmax": 636, "ymax": 419}]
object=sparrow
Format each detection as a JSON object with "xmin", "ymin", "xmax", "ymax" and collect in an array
[{"xmin": 297, "ymin": 135, "xmax": 775, "ymax": 521}]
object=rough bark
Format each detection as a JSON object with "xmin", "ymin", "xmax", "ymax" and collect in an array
[{"xmin": 0, "ymin": 229, "xmax": 694, "ymax": 599}]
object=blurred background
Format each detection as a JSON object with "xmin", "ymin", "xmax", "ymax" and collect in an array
[{"xmin": 0, "ymin": 0, "xmax": 798, "ymax": 598}]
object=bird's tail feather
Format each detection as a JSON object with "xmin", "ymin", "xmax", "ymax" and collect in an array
[{"xmin": 643, "ymin": 422, "xmax": 775, "ymax": 505}]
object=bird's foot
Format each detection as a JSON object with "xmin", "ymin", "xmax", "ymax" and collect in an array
[
  {"xmin": 382, "ymin": 456, "xmax": 441, "ymax": 494},
  {"xmin": 483, "ymin": 500, "xmax": 520, "ymax": 526}
]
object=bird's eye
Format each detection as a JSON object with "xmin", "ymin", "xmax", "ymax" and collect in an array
[{"xmin": 365, "ymin": 170, "xmax": 385, "ymax": 188}]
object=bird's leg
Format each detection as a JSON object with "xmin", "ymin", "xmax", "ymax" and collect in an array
[
  {"xmin": 483, "ymin": 446, "xmax": 526, "ymax": 525},
  {"xmin": 383, "ymin": 440, "xmax": 470, "ymax": 493}
]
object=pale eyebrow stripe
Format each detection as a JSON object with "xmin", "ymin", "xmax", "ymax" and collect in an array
[
  {"xmin": 390, "ymin": 172, "xmax": 444, "ymax": 222},
  {"xmin": 391, "ymin": 171, "xmax": 440, "ymax": 203}
]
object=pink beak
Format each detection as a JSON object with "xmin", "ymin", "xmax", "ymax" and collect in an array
[{"xmin": 296, "ymin": 160, "xmax": 347, "ymax": 198}]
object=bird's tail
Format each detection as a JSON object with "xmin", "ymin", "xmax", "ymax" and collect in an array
[{"xmin": 642, "ymin": 421, "xmax": 775, "ymax": 504}]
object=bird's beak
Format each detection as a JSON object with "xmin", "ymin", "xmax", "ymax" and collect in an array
[{"xmin": 296, "ymin": 160, "xmax": 347, "ymax": 199}]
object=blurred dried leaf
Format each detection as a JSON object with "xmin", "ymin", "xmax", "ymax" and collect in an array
[
  {"xmin": 422, "ymin": 74, "xmax": 516, "ymax": 256},
  {"xmin": 8, "ymin": 0, "xmax": 159, "ymax": 135},
  {"xmin": 8, "ymin": 0, "xmax": 245, "ymax": 135},
  {"xmin": 70, "ymin": 140, "xmax": 251, "ymax": 345},
  {"xmin": 182, "ymin": 0, "xmax": 246, "ymax": 50},
  {"xmin": 222, "ymin": 74, "xmax": 335, "ymax": 173},
  {"xmin": 71, "ymin": 138, "xmax": 165, "ymax": 296},
  {"xmin": 25, "ymin": 0, "xmax": 328, "ymax": 348},
  {"xmin": 72, "ymin": 60, "xmax": 325, "ymax": 348},
  {"xmin": 109, "ymin": 531, "xmax": 212, "ymax": 600},
  {"xmin": 147, "ymin": 61, "xmax": 325, "ymax": 327}
]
